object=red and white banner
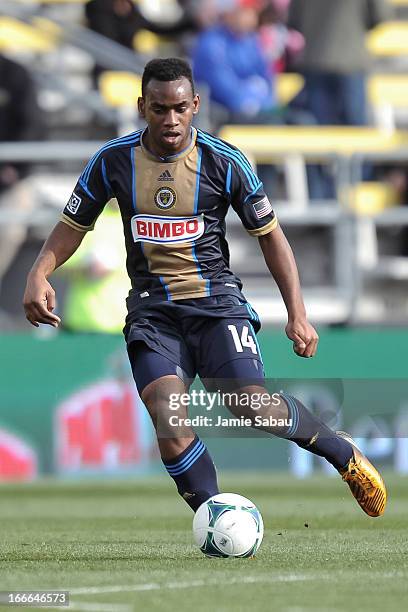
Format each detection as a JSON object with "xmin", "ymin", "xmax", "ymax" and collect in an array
[
  {"xmin": 0, "ymin": 430, "xmax": 37, "ymax": 481},
  {"xmin": 55, "ymin": 380, "xmax": 154, "ymax": 474}
]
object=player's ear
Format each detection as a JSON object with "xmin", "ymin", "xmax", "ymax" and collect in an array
[
  {"xmin": 192, "ymin": 94, "xmax": 200, "ymax": 115},
  {"xmin": 138, "ymin": 97, "xmax": 145, "ymax": 118}
]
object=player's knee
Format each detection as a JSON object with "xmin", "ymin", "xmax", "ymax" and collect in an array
[
  {"xmin": 142, "ymin": 377, "xmax": 194, "ymax": 441},
  {"xmin": 142, "ymin": 377, "xmax": 182, "ymax": 425}
]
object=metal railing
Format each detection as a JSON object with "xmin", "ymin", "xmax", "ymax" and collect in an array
[{"xmin": 1, "ymin": 140, "xmax": 408, "ymax": 324}]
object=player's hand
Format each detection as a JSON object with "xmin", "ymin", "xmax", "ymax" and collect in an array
[
  {"xmin": 285, "ymin": 318, "xmax": 319, "ymax": 358},
  {"xmin": 23, "ymin": 274, "xmax": 61, "ymax": 328}
]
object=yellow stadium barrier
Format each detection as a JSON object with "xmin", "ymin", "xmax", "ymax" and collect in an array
[
  {"xmin": 347, "ymin": 182, "xmax": 399, "ymax": 215},
  {"xmin": 276, "ymin": 73, "xmax": 304, "ymax": 105},
  {"xmin": 219, "ymin": 125, "xmax": 408, "ymax": 162},
  {"xmin": 369, "ymin": 74, "xmax": 408, "ymax": 108},
  {"xmin": 0, "ymin": 16, "xmax": 59, "ymax": 53},
  {"xmin": 367, "ymin": 21, "xmax": 408, "ymax": 56},
  {"xmin": 219, "ymin": 125, "xmax": 408, "ymax": 209},
  {"xmin": 99, "ymin": 71, "xmax": 142, "ymax": 108},
  {"xmin": 132, "ymin": 30, "xmax": 162, "ymax": 54},
  {"xmin": 17, "ymin": 0, "xmax": 88, "ymax": 3}
]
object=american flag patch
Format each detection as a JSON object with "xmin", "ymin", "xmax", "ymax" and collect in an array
[{"xmin": 253, "ymin": 196, "xmax": 273, "ymax": 219}]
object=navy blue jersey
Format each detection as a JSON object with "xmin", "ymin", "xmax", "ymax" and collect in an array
[{"xmin": 62, "ymin": 127, "xmax": 277, "ymax": 310}]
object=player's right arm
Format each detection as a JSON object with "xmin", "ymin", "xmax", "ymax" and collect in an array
[
  {"xmin": 24, "ymin": 145, "xmax": 112, "ymax": 327},
  {"xmin": 23, "ymin": 222, "xmax": 86, "ymax": 327}
]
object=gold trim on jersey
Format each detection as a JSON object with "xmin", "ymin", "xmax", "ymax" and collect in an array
[
  {"xmin": 247, "ymin": 216, "xmax": 278, "ymax": 237},
  {"xmin": 133, "ymin": 140, "xmax": 208, "ymax": 299},
  {"xmin": 60, "ymin": 213, "xmax": 94, "ymax": 232}
]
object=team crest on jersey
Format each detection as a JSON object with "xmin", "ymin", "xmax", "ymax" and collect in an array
[
  {"xmin": 154, "ymin": 186, "xmax": 176, "ymax": 210},
  {"xmin": 67, "ymin": 192, "xmax": 81, "ymax": 215},
  {"xmin": 131, "ymin": 214, "xmax": 204, "ymax": 244}
]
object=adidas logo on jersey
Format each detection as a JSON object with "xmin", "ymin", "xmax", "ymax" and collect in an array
[{"xmin": 158, "ymin": 170, "xmax": 174, "ymax": 182}]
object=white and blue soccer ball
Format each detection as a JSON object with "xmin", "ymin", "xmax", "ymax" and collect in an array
[{"xmin": 193, "ymin": 493, "xmax": 264, "ymax": 558}]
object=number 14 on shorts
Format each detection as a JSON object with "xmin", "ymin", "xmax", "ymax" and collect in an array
[{"xmin": 228, "ymin": 324, "xmax": 258, "ymax": 354}]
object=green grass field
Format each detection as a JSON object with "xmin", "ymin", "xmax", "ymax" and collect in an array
[{"xmin": 0, "ymin": 473, "xmax": 406, "ymax": 612}]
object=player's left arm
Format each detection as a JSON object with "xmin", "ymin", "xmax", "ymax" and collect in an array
[
  {"xmin": 258, "ymin": 225, "xmax": 319, "ymax": 358},
  {"xmin": 227, "ymin": 154, "xmax": 318, "ymax": 357}
]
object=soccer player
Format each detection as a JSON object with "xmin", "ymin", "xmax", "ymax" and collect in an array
[{"xmin": 23, "ymin": 58, "xmax": 386, "ymax": 517}]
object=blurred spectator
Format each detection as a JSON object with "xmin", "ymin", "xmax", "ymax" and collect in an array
[
  {"xmin": 288, "ymin": 0, "xmax": 393, "ymax": 126},
  {"xmin": 192, "ymin": 0, "xmax": 318, "ymax": 196},
  {"xmin": 85, "ymin": 0, "xmax": 145, "ymax": 51},
  {"xmin": 177, "ymin": 0, "xmax": 222, "ymax": 54},
  {"xmin": 192, "ymin": 0, "xmax": 277, "ymax": 122},
  {"xmin": 85, "ymin": 0, "xmax": 201, "ymax": 80},
  {"xmin": 0, "ymin": 54, "xmax": 44, "ymax": 286},
  {"xmin": 181, "ymin": 0, "xmax": 220, "ymax": 30},
  {"xmin": 60, "ymin": 203, "xmax": 130, "ymax": 334},
  {"xmin": 259, "ymin": 0, "xmax": 304, "ymax": 74}
]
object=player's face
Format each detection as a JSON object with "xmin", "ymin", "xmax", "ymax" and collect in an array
[{"xmin": 138, "ymin": 77, "xmax": 200, "ymax": 156}]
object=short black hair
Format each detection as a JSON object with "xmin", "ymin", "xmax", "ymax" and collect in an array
[{"xmin": 141, "ymin": 58, "xmax": 195, "ymax": 97}]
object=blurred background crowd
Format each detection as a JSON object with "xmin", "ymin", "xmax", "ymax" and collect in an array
[{"xmin": 1, "ymin": 0, "xmax": 408, "ymax": 332}]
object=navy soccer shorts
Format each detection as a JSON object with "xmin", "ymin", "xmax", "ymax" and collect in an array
[{"xmin": 124, "ymin": 296, "xmax": 265, "ymax": 395}]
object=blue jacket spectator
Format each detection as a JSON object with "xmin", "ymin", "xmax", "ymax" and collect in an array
[{"xmin": 193, "ymin": 0, "xmax": 276, "ymax": 118}]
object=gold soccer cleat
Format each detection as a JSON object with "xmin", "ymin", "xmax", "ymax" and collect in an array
[{"xmin": 336, "ymin": 431, "xmax": 387, "ymax": 517}]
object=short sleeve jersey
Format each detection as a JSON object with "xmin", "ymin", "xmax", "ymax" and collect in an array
[{"xmin": 62, "ymin": 127, "xmax": 277, "ymax": 307}]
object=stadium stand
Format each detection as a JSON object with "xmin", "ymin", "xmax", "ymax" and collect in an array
[
  {"xmin": 1, "ymin": 0, "xmax": 408, "ymax": 327},
  {"xmin": 369, "ymin": 74, "xmax": 408, "ymax": 129},
  {"xmin": 367, "ymin": 20, "xmax": 408, "ymax": 56},
  {"xmin": 275, "ymin": 73, "xmax": 304, "ymax": 105}
]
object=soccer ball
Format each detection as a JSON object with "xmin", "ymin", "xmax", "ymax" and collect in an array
[{"xmin": 193, "ymin": 493, "xmax": 264, "ymax": 558}]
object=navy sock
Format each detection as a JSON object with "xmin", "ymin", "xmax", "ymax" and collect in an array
[
  {"xmin": 281, "ymin": 395, "xmax": 353, "ymax": 471},
  {"xmin": 163, "ymin": 436, "xmax": 219, "ymax": 511}
]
